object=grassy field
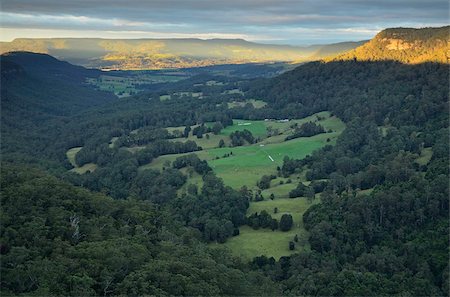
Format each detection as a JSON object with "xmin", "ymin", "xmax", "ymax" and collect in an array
[
  {"xmin": 206, "ymin": 135, "xmax": 329, "ymax": 188},
  {"xmin": 159, "ymin": 94, "xmax": 171, "ymax": 101},
  {"xmin": 216, "ymin": 197, "xmax": 319, "ymax": 260},
  {"xmin": 142, "ymin": 131, "xmax": 337, "ymax": 189},
  {"xmin": 223, "ymin": 88, "xmax": 245, "ymax": 95},
  {"xmin": 220, "ymin": 111, "xmax": 344, "ymax": 140},
  {"xmin": 88, "ymin": 73, "xmax": 185, "ymax": 97},
  {"xmin": 357, "ymin": 188, "xmax": 374, "ymax": 196},
  {"xmin": 160, "ymin": 91, "xmax": 203, "ymax": 101},
  {"xmin": 221, "ymin": 120, "xmax": 268, "ymax": 137},
  {"xmin": 66, "ymin": 147, "xmax": 97, "ymax": 174},
  {"xmin": 137, "ymin": 112, "xmax": 346, "ymax": 260},
  {"xmin": 227, "ymin": 99, "xmax": 267, "ymax": 109},
  {"xmin": 109, "ymin": 137, "xmax": 119, "ymax": 148},
  {"xmin": 141, "ymin": 112, "xmax": 345, "ymax": 189},
  {"xmin": 416, "ymin": 147, "xmax": 433, "ymax": 165},
  {"xmin": 261, "ymin": 182, "xmax": 299, "ymax": 199},
  {"xmin": 66, "ymin": 147, "xmax": 82, "ymax": 167},
  {"xmin": 170, "ymin": 133, "xmax": 230, "ymax": 150},
  {"xmin": 166, "ymin": 123, "xmax": 230, "ymax": 150},
  {"xmin": 166, "ymin": 111, "xmax": 343, "ymax": 145},
  {"xmin": 71, "ymin": 163, "xmax": 98, "ymax": 174},
  {"xmin": 177, "ymin": 168, "xmax": 204, "ymax": 195}
]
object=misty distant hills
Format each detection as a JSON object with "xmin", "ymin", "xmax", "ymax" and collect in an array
[{"xmin": 0, "ymin": 38, "xmax": 364, "ymax": 70}]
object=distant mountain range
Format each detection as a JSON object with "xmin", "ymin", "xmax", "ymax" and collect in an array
[
  {"xmin": 1, "ymin": 26, "xmax": 446, "ymax": 70},
  {"xmin": 0, "ymin": 38, "xmax": 364, "ymax": 70},
  {"xmin": 330, "ymin": 26, "xmax": 449, "ymax": 64}
]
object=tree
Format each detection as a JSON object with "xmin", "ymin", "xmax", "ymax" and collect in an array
[
  {"xmin": 183, "ymin": 126, "xmax": 191, "ymax": 138},
  {"xmin": 279, "ymin": 214, "xmax": 293, "ymax": 231},
  {"xmin": 254, "ymin": 190, "xmax": 264, "ymax": 202},
  {"xmin": 257, "ymin": 175, "xmax": 275, "ymax": 190},
  {"xmin": 218, "ymin": 139, "xmax": 225, "ymax": 148},
  {"xmin": 212, "ymin": 122, "xmax": 224, "ymax": 135},
  {"xmin": 270, "ymin": 219, "xmax": 278, "ymax": 231},
  {"xmin": 289, "ymin": 241, "xmax": 295, "ymax": 250},
  {"xmin": 289, "ymin": 182, "xmax": 310, "ymax": 198}
]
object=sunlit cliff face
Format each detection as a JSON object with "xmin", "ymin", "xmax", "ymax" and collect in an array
[{"xmin": 328, "ymin": 26, "xmax": 449, "ymax": 64}]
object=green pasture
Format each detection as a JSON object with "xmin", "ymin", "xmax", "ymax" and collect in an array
[
  {"xmin": 221, "ymin": 120, "xmax": 268, "ymax": 137},
  {"xmin": 223, "ymin": 89, "xmax": 245, "ymax": 95},
  {"xmin": 415, "ymin": 147, "xmax": 433, "ymax": 166},
  {"xmin": 88, "ymin": 73, "xmax": 185, "ymax": 98},
  {"xmin": 227, "ymin": 99, "xmax": 266, "ymax": 109},
  {"xmin": 66, "ymin": 147, "xmax": 82, "ymax": 167},
  {"xmin": 160, "ymin": 91, "xmax": 203, "ymax": 101},
  {"xmin": 141, "ymin": 111, "xmax": 345, "ymax": 189},
  {"xmin": 261, "ymin": 182, "xmax": 298, "ymax": 199},
  {"xmin": 217, "ymin": 197, "xmax": 319, "ymax": 260},
  {"xmin": 169, "ymin": 133, "xmax": 230, "ymax": 150},
  {"xmin": 66, "ymin": 147, "xmax": 97, "ymax": 174},
  {"xmin": 142, "ymin": 131, "xmax": 334, "ymax": 189}
]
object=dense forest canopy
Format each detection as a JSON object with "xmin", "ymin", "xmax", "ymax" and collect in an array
[{"xmin": 1, "ymin": 25, "xmax": 449, "ymax": 296}]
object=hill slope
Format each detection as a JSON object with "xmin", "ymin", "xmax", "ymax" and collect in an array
[
  {"xmin": 1, "ymin": 52, "xmax": 113, "ymax": 113},
  {"xmin": 1, "ymin": 52, "xmax": 116, "ymax": 167},
  {"xmin": 330, "ymin": 26, "xmax": 449, "ymax": 64},
  {"xmin": 0, "ymin": 38, "xmax": 362, "ymax": 70}
]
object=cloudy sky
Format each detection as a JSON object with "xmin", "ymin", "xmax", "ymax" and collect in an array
[{"xmin": 1, "ymin": 0, "xmax": 448, "ymax": 45}]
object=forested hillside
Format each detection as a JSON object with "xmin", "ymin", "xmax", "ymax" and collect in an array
[
  {"xmin": 246, "ymin": 59, "xmax": 449, "ymax": 295},
  {"xmin": 1, "ymin": 52, "xmax": 116, "ymax": 171},
  {"xmin": 1, "ymin": 26, "xmax": 449, "ymax": 296},
  {"xmin": 1, "ymin": 164, "xmax": 279, "ymax": 296}
]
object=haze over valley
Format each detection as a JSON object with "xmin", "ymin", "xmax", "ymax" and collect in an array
[{"xmin": 1, "ymin": 38, "xmax": 365, "ymax": 69}]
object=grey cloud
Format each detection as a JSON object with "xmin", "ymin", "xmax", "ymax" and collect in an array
[{"xmin": 1, "ymin": 0, "xmax": 448, "ymax": 44}]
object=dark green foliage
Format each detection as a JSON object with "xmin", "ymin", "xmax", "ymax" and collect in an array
[
  {"xmin": 0, "ymin": 164, "xmax": 280, "ymax": 296},
  {"xmin": 257, "ymin": 174, "xmax": 276, "ymax": 189},
  {"xmin": 115, "ymin": 127, "xmax": 171, "ymax": 147},
  {"xmin": 285, "ymin": 121, "xmax": 325, "ymax": 140},
  {"xmin": 171, "ymin": 173, "xmax": 249, "ymax": 242},
  {"xmin": 309, "ymin": 180, "xmax": 328, "ymax": 193},
  {"xmin": 289, "ymin": 182, "xmax": 310, "ymax": 198},
  {"xmin": 246, "ymin": 60, "xmax": 448, "ymax": 296},
  {"xmin": 132, "ymin": 168, "xmax": 186, "ymax": 203},
  {"xmin": 192, "ymin": 124, "xmax": 208, "ymax": 138},
  {"xmin": 247, "ymin": 211, "xmax": 278, "ymax": 230},
  {"xmin": 230, "ymin": 129, "xmax": 255, "ymax": 146},
  {"xmin": 183, "ymin": 125, "xmax": 191, "ymax": 138},
  {"xmin": 1, "ymin": 53, "xmax": 116, "ymax": 171},
  {"xmin": 172, "ymin": 154, "xmax": 212, "ymax": 175},
  {"xmin": 279, "ymin": 214, "xmax": 293, "ymax": 231},
  {"xmin": 253, "ymin": 190, "xmax": 264, "ymax": 202},
  {"xmin": 212, "ymin": 122, "xmax": 224, "ymax": 134},
  {"xmin": 2, "ymin": 50, "xmax": 449, "ymax": 296},
  {"xmin": 289, "ymin": 241, "xmax": 295, "ymax": 250}
]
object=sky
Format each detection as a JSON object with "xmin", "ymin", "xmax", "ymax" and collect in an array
[{"xmin": 1, "ymin": 0, "xmax": 448, "ymax": 45}]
